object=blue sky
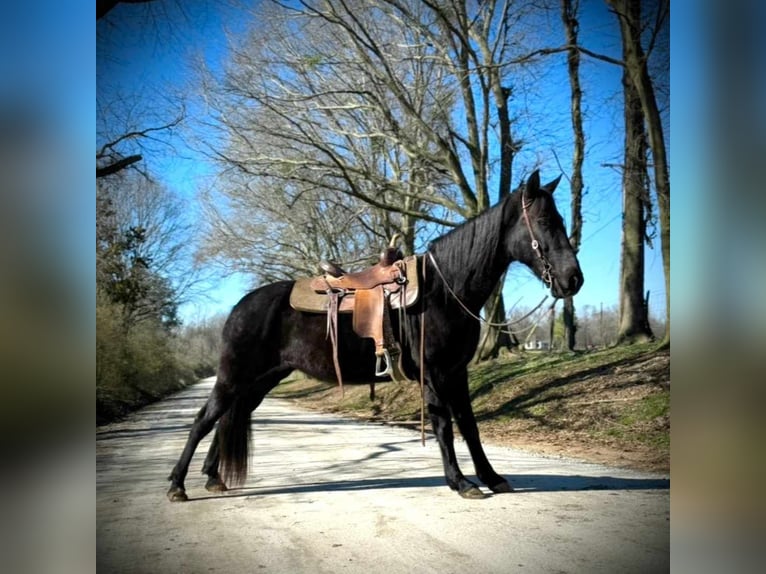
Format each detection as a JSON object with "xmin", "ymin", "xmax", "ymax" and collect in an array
[{"xmin": 97, "ymin": 0, "xmax": 668, "ymax": 325}]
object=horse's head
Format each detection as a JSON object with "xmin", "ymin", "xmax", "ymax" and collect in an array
[{"xmin": 513, "ymin": 170, "xmax": 584, "ymax": 299}]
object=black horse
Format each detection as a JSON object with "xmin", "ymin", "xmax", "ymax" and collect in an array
[{"xmin": 168, "ymin": 170, "xmax": 583, "ymax": 501}]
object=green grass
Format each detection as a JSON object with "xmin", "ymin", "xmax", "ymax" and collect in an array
[{"xmin": 593, "ymin": 392, "xmax": 670, "ymax": 448}]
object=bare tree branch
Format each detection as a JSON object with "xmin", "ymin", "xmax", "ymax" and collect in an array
[
  {"xmin": 96, "ymin": 114, "xmax": 183, "ymax": 159},
  {"xmin": 96, "ymin": 154, "xmax": 143, "ymax": 178},
  {"xmin": 97, "ymin": 0, "xmax": 156, "ymax": 21},
  {"xmin": 96, "ymin": 111, "xmax": 184, "ymax": 178}
]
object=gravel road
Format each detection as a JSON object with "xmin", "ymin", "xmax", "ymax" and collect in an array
[{"xmin": 97, "ymin": 377, "xmax": 669, "ymax": 573}]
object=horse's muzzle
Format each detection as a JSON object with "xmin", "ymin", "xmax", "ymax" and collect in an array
[{"xmin": 552, "ymin": 265, "xmax": 584, "ymax": 298}]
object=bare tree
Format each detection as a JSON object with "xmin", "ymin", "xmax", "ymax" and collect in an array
[
  {"xmin": 199, "ymin": 0, "xmax": 556, "ymax": 359},
  {"xmin": 503, "ymin": 1, "xmax": 668, "ymax": 347},
  {"xmin": 615, "ymin": 35, "xmax": 654, "ymax": 344},
  {"xmin": 97, "ymin": 171, "xmax": 199, "ymax": 326},
  {"xmin": 197, "ymin": 175, "xmax": 396, "ymax": 282},
  {"xmin": 544, "ymin": 0, "xmax": 667, "ymax": 346},
  {"xmin": 561, "ymin": 0, "xmax": 585, "ymax": 351},
  {"xmin": 607, "ymin": 0, "xmax": 669, "ymax": 345}
]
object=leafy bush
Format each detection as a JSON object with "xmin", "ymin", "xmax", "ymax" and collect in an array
[{"xmin": 97, "ymin": 291, "xmax": 195, "ymax": 424}]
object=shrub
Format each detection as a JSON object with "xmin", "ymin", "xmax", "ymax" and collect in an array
[{"xmin": 96, "ymin": 293, "xmax": 195, "ymax": 424}]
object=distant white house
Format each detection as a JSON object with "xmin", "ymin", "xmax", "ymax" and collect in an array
[{"xmin": 523, "ymin": 339, "xmax": 550, "ymax": 351}]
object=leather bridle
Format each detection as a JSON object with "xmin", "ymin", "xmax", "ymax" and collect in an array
[{"xmin": 521, "ymin": 192, "xmax": 553, "ymax": 287}]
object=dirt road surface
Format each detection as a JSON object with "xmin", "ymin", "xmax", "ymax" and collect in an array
[{"xmin": 97, "ymin": 378, "xmax": 669, "ymax": 573}]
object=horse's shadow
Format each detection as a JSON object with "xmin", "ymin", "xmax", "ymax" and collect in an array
[{"xmin": 187, "ymin": 473, "xmax": 669, "ymax": 501}]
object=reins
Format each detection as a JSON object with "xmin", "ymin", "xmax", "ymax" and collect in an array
[
  {"xmin": 425, "ymin": 251, "xmax": 549, "ymax": 334},
  {"xmin": 418, "ymin": 256, "xmax": 426, "ymax": 446}
]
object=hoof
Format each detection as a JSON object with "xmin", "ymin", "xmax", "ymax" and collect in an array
[
  {"xmin": 458, "ymin": 486, "xmax": 487, "ymax": 500},
  {"xmin": 205, "ymin": 476, "xmax": 228, "ymax": 493},
  {"xmin": 489, "ymin": 480, "xmax": 514, "ymax": 494},
  {"xmin": 167, "ymin": 486, "xmax": 188, "ymax": 502}
]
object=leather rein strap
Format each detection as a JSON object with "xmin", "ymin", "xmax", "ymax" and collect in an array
[
  {"xmin": 325, "ymin": 289, "xmax": 344, "ymax": 394},
  {"xmin": 418, "ymin": 255, "xmax": 426, "ymax": 446}
]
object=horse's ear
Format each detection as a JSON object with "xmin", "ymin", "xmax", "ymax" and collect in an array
[
  {"xmin": 526, "ymin": 170, "xmax": 541, "ymax": 196},
  {"xmin": 542, "ymin": 174, "xmax": 563, "ymax": 194}
]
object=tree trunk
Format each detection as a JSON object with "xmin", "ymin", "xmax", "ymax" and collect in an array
[
  {"xmin": 472, "ymin": 8, "xmax": 520, "ymax": 363},
  {"xmin": 475, "ymin": 279, "xmax": 516, "ymax": 362},
  {"xmin": 616, "ymin": 1, "xmax": 654, "ymax": 344},
  {"xmin": 563, "ymin": 298, "xmax": 577, "ymax": 350},
  {"xmin": 548, "ymin": 300, "xmax": 557, "ymax": 352},
  {"xmin": 609, "ymin": 0, "xmax": 669, "ymax": 346},
  {"xmin": 561, "ymin": 0, "xmax": 585, "ymax": 351}
]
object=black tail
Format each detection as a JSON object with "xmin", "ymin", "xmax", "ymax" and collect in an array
[{"xmin": 217, "ymin": 394, "xmax": 252, "ymax": 487}]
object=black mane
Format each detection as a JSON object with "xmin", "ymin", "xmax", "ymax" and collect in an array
[{"xmin": 428, "ymin": 191, "xmax": 521, "ymax": 304}]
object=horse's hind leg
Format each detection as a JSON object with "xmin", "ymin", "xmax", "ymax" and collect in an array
[
  {"xmin": 199, "ymin": 368, "xmax": 290, "ymax": 493},
  {"xmin": 201, "ymin": 432, "xmax": 227, "ymax": 492},
  {"xmin": 167, "ymin": 382, "xmax": 234, "ymax": 502}
]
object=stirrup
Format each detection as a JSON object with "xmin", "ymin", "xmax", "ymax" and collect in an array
[
  {"xmin": 375, "ymin": 348, "xmax": 408, "ymax": 382},
  {"xmin": 375, "ymin": 349, "xmax": 393, "ymax": 378}
]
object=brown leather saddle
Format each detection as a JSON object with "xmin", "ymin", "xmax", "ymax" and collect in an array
[{"xmin": 290, "ymin": 247, "xmax": 419, "ymax": 387}]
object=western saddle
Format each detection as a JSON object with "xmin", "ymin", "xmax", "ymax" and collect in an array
[{"xmin": 289, "ymin": 239, "xmax": 419, "ymax": 391}]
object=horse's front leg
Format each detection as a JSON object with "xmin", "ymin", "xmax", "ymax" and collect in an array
[
  {"xmin": 425, "ymin": 384, "xmax": 485, "ymax": 499},
  {"xmin": 448, "ymin": 373, "xmax": 513, "ymax": 494}
]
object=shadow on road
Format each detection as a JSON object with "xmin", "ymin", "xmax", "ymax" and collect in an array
[
  {"xmin": 96, "ymin": 414, "xmax": 369, "ymax": 441},
  {"xmin": 184, "ymin": 473, "xmax": 668, "ymax": 501}
]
